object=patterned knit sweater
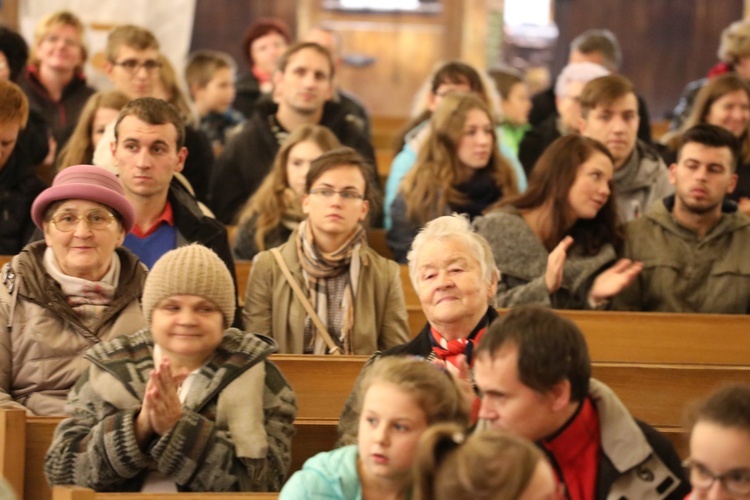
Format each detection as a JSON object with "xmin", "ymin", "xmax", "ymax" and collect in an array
[{"xmin": 44, "ymin": 329, "xmax": 297, "ymax": 492}]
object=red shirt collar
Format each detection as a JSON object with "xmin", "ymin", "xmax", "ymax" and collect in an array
[{"xmin": 130, "ymin": 201, "xmax": 175, "ymax": 238}]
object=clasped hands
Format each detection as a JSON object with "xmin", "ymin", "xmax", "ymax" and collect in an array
[{"xmin": 134, "ymin": 358, "xmax": 189, "ymax": 450}]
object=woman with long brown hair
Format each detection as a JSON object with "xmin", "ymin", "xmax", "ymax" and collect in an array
[
  {"xmin": 387, "ymin": 92, "xmax": 519, "ymax": 263},
  {"xmin": 232, "ymin": 124, "xmax": 341, "ymax": 260},
  {"xmin": 474, "ymin": 134, "xmax": 641, "ymax": 309},
  {"xmin": 244, "ymin": 148, "xmax": 409, "ymax": 355}
]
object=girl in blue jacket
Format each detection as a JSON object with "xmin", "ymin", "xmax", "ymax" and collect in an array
[{"xmin": 281, "ymin": 356, "xmax": 470, "ymax": 499}]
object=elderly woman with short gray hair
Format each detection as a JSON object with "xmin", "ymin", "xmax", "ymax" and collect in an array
[{"xmin": 338, "ymin": 214, "xmax": 500, "ymax": 443}]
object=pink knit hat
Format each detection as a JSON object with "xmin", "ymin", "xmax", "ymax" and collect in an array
[{"xmin": 31, "ymin": 165, "xmax": 135, "ymax": 232}]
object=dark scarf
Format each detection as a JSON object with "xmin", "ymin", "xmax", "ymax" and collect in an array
[{"xmin": 451, "ymin": 167, "xmax": 503, "ymax": 219}]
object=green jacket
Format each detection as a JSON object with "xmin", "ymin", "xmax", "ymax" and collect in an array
[
  {"xmin": 45, "ymin": 329, "xmax": 297, "ymax": 492},
  {"xmin": 613, "ymin": 197, "xmax": 750, "ymax": 313}
]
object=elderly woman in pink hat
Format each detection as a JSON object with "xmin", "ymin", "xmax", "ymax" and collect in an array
[{"xmin": 0, "ymin": 164, "xmax": 147, "ymax": 416}]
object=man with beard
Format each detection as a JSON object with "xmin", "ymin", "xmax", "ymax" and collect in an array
[
  {"xmin": 208, "ymin": 41, "xmax": 375, "ymax": 224},
  {"xmin": 613, "ymin": 124, "xmax": 750, "ymax": 313}
]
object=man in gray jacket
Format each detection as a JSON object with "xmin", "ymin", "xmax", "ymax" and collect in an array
[
  {"xmin": 613, "ymin": 124, "xmax": 750, "ymax": 313},
  {"xmin": 474, "ymin": 305, "xmax": 689, "ymax": 499},
  {"xmin": 579, "ymin": 75, "xmax": 672, "ymax": 221}
]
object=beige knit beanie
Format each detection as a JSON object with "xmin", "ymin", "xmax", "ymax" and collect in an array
[{"xmin": 142, "ymin": 244, "xmax": 236, "ymax": 327}]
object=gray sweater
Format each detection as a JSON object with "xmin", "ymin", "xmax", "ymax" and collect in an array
[{"xmin": 473, "ymin": 209, "xmax": 617, "ymax": 309}]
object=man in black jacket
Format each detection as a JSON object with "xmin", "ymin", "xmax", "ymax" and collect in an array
[
  {"xmin": 474, "ymin": 306, "xmax": 690, "ymax": 500},
  {"xmin": 111, "ymin": 97, "xmax": 240, "ymax": 324},
  {"xmin": 529, "ymin": 29, "xmax": 653, "ymax": 146},
  {"xmin": 0, "ymin": 80, "xmax": 45, "ymax": 254},
  {"xmin": 208, "ymin": 41, "xmax": 375, "ymax": 224}
]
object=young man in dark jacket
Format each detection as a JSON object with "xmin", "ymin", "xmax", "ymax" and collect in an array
[
  {"xmin": 208, "ymin": 42, "xmax": 376, "ymax": 224},
  {"xmin": 111, "ymin": 97, "xmax": 240, "ymax": 325},
  {"xmin": 0, "ymin": 80, "xmax": 45, "ymax": 254}
]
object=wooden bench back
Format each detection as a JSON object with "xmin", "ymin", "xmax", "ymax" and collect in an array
[
  {"xmin": 52, "ymin": 485, "xmax": 278, "ymax": 499},
  {"xmin": 405, "ymin": 307, "xmax": 750, "ymax": 365}
]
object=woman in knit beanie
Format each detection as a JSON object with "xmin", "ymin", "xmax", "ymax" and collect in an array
[{"xmin": 45, "ymin": 244, "xmax": 297, "ymax": 493}]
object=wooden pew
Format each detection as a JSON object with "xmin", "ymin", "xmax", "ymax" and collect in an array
[
  {"xmin": 5, "ymin": 356, "xmax": 748, "ymax": 497},
  {"xmin": 52, "ymin": 485, "xmax": 278, "ymax": 499},
  {"xmin": 236, "ymin": 260, "xmax": 252, "ymax": 306},
  {"xmin": 272, "ymin": 356, "xmax": 367, "ymax": 421},
  {"xmin": 0, "ymin": 409, "xmax": 25, "ymax": 498},
  {"xmin": 366, "ymin": 228, "xmax": 393, "ymax": 260},
  {"xmin": 375, "ymin": 149, "xmax": 394, "ymax": 185},
  {"xmin": 371, "ymin": 116, "xmax": 406, "ymax": 151},
  {"xmin": 226, "ymin": 225, "xmax": 238, "ymax": 249},
  {"xmin": 406, "ymin": 307, "xmax": 750, "ymax": 363},
  {"xmin": 25, "ymin": 416, "xmax": 62, "ymax": 500},
  {"xmin": 12, "ymin": 413, "xmax": 324, "ymax": 500},
  {"xmin": 270, "ymin": 354, "xmax": 750, "ymax": 460}
]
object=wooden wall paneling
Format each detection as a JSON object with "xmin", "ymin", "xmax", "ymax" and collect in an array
[
  {"xmin": 0, "ymin": 0, "xmax": 19, "ymax": 30},
  {"xmin": 305, "ymin": 3, "xmax": 451, "ymax": 118},
  {"xmin": 190, "ymin": 0, "xmax": 298, "ymax": 70},
  {"xmin": 459, "ymin": 0, "xmax": 489, "ymax": 69},
  {"xmin": 552, "ymin": 0, "xmax": 743, "ymax": 122}
]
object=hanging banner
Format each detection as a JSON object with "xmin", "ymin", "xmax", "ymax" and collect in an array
[{"xmin": 19, "ymin": 0, "xmax": 196, "ymax": 90}]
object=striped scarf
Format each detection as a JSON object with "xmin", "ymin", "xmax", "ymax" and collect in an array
[{"xmin": 295, "ymin": 220, "xmax": 366, "ymax": 354}]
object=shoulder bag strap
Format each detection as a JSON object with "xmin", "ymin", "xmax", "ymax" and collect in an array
[{"xmin": 270, "ymin": 248, "xmax": 341, "ymax": 355}]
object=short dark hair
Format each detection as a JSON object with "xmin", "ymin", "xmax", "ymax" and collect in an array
[
  {"xmin": 431, "ymin": 61, "xmax": 484, "ymax": 94},
  {"xmin": 114, "ymin": 97, "xmax": 185, "ymax": 150},
  {"xmin": 0, "ymin": 26, "xmax": 29, "ymax": 82},
  {"xmin": 570, "ymin": 29, "xmax": 622, "ymax": 71},
  {"xmin": 185, "ymin": 50, "xmax": 236, "ymax": 92},
  {"xmin": 305, "ymin": 146, "xmax": 378, "ymax": 221},
  {"xmin": 691, "ymin": 384, "xmax": 750, "ymax": 435},
  {"xmin": 579, "ymin": 74, "xmax": 635, "ymax": 118},
  {"xmin": 476, "ymin": 305, "xmax": 592, "ymax": 402},
  {"xmin": 277, "ymin": 41, "xmax": 334, "ymax": 79},
  {"xmin": 678, "ymin": 124, "xmax": 741, "ymax": 169}
]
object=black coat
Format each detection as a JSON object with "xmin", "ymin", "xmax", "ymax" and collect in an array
[
  {"xmin": 0, "ymin": 145, "xmax": 45, "ymax": 254},
  {"xmin": 518, "ymin": 114, "xmax": 562, "ymax": 176},
  {"xmin": 168, "ymin": 183, "xmax": 241, "ymax": 327},
  {"xmin": 208, "ymin": 99, "xmax": 376, "ymax": 224},
  {"xmin": 529, "ymin": 86, "xmax": 653, "ymax": 145}
]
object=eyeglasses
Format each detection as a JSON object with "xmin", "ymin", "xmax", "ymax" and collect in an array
[
  {"xmin": 309, "ymin": 187, "xmax": 365, "ymax": 201},
  {"xmin": 683, "ymin": 459, "xmax": 750, "ymax": 496},
  {"xmin": 42, "ymin": 34, "xmax": 80, "ymax": 49},
  {"xmin": 50, "ymin": 209, "xmax": 116, "ymax": 232},
  {"xmin": 110, "ymin": 58, "xmax": 162, "ymax": 73}
]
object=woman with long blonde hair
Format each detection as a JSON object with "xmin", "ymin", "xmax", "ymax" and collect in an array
[
  {"xmin": 232, "ymin": 124, "xmax": 341, "ymax": 260},
  {"xmin": 387, "ymin": 92, "xmax": 519, "ymax": 263}
]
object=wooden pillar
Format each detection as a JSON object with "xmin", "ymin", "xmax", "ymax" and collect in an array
[
  {"xmin": 0, "ymin": 0, "xmax": 20, "ymax": 31},
  {"xmin": 460, "ymin": 0, "xmax": 488, "ymax": 69}
]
